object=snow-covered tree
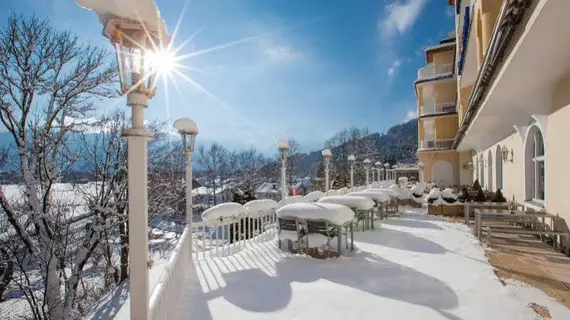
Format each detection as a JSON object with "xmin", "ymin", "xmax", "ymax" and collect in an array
[{"xmin": 0, "ymin": 15, "xmax": 116, "ymax": 318}]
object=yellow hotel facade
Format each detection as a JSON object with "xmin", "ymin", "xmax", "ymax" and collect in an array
[{"xmin": 416, "ymin": 0, "xmax": 570, "ymax": 226}]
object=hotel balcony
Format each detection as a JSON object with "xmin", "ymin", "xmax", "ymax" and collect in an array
[
  {"xmin": 419, "ymin": 139, "xmax": 454, "ymax": 151},
  {"xmin": 417, "ymin": 62, "xmax": 454, "ymax": 81},
  {"xmin": 420, "ymin": 101, "xmax": 456, "ymax": 117}
]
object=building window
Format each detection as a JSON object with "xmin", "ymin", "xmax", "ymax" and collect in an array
[
  {"xmin": 495, "ymin": 145, "xmax": 503, "ymax": 190},
  {"xmin": 525, "ymin": 125, "xmax": 545, "ymax": 203},
  {"xmin": 479, "ymin": 155, "xmax": 485, "ymax": 189},
  {"xmin": 532, "ymin": 130, "xmax": 545, "ymax": 200}
]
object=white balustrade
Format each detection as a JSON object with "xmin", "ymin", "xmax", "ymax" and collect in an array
[
  {"xmin": 417, "ymin": 62, "xmax": 454, "ymax": 80},
  {"xmin": 191, "ymin": 210, "xmax": 278, "ymax": 259},
  {"xmin": 419, "ymin": 139, "xmax": 454, "ymax": 150}
]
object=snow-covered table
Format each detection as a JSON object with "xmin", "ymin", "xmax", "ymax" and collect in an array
[
  {"xmin": 346, "ymin": 191, "xmax": 391, "ymax": 220},
  {"xmin": 275, "ymin": 203, "xmax": 356, "ymax": 257},
  {"xmin": 318, "ymin": 196, "xmax": 375, "ymax": 231}
]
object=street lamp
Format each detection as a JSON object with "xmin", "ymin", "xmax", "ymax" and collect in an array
[
  {"xmin": 174, "ymin": 118, "xmax": 198, "ymax": 227},
  {"xmin": 384, "ymin": 162, "xmax": 390, "ymax": 181},
  {"xmin": 277, "ymin": 140, "xmax": 289, "ymax": 201},
  {"xmin": 418, "ymin": 161, "xmax": 425, "ymax": 183},
  {"xmin": 363, "ymin": 158, "xmax": 371, "ymax": 186},
  {"xmin": 375, "ymin": 161, "xmax": 382, "ymax": 182},
  {"xmin": 322, "ymin": 149, "xmax": 332, "ymax": 191},
  {"xmin": 348, "ymin": 154, "xmax": 355, "ymax": 188},
  {"xmin": 76, "ymin": 1, "xmax": 170, "ymax": 319}
]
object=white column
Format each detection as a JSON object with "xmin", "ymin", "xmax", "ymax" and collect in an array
[
  {"xmin": 350, "ymin": 165, "xmax": 354, "ymax": 188},
  {"xmin": 125, "ymin": 92, "xmax": 151, "ymax": 320},
  {"xmin": 419, "ymin": 169, "xmax": 424, "ymax": 183},
  {"xmin": 377, "ymin": 168, "xmax": 381, "ymax": 182},
  {"xmin": 325, "ymin": 164, "xmax": 330, "ymax": 192},
  {"xmin": 365, "ymin": 167, "xmax": 369, "ymax": 186},
  {"xmin": 281, "ymin": 159, "xmax": 287, "ymax": 201},
  {"xmin": 186, "ymin": 150, "xmax": 193, "ymax": 253}
]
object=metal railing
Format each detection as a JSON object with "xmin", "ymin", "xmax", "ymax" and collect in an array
[
  {"xmin": 419, "ymin": 139, "xmax": 454, "ymax": 150},
  {"xmin": 420, "ymin": 101, "xmax": 456, "ymax": 116},
  {"xmin": 417, "ymin": 63, "xmax": 454, "ymax": 80}
]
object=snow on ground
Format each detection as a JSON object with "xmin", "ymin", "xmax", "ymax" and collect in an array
[{"xmin": 172, "ymin": 208, "xmax": 570, "ymax": 320}]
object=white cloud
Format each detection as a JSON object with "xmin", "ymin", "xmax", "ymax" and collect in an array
[
  {"xmin": 264, "ymin": 45, "xmax": 303, "ymax": 62},
  {"xmin": 387, "ymin": 59, "xmax": 403, "ymax": 76},
  {"xmin": 379, "ymin": 0, "xmax": 427, "ymax": 39},
  {"xmin": 445, "ymin": 6, "xmax": 455, "ymax": 18},
  {"xmin": 403, "ymin": 110, "xmax": 418, "ymax": 122}
]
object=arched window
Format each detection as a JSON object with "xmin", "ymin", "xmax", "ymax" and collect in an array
[
  {"xmin": 495, "ymin": 145, "xmax": 503, "ymax": 190},
  {"xmin": 487, "ymin": 150, "xmax": 493, "ymax": 192},
  {"xmin": 479, "ymin": 155, "xmax": 485, "ymax": 189},
  {"xmin": 475, "ymin": 156, "xmax": 479, "ymax": 183},
  {"xmin": 525, "ymin": 126, "xmax": 545, "ymax": 201}
]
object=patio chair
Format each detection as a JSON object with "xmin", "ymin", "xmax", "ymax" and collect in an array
[{"xmin": 277, "ymin": 217, "xmax": 302, "ymax": 252}]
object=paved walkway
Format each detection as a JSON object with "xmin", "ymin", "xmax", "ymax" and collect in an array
[
  {"xmin": 486, "ymin": 232, "xmax": 570, "ymax": 309},
  {"xmin": 173, "ymin": 209, "xmax": 570, "ymax": 320}
]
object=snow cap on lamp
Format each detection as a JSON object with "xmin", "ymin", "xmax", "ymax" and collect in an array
[{"xmin": 173, "ymin": 118, "xmax": 198, "ymax": 135}]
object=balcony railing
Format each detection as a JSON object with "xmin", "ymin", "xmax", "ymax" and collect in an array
[
  {"xmin": 417, "ymin": 63, "xmax": 454, "ymax": 80},
  {"xmin": 419, "ymin": 139, "xmax": 454, "ymax": 150},
  {"xmin": 420, "ymin": 101, "xmax": 457, "ymax": 116}
]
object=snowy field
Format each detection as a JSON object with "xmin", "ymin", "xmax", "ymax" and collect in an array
[{"xmin": 171, "ymin": 208, "xmax": 570, "ymax": 320}]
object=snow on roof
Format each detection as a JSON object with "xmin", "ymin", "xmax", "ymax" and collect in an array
[
  {"xmin": 75, "ymin": 0, "xmax": 168, "ymax": 40},
  {"xmin": 347, "ymin": 191, "xmax": 390, "ymax": 203},
  {"xmin": 304, "ymin": 191, "xmax": 325, "ymax": 202},
  {"xmin": 276, "ymin": 202, "xmax": 355, "ymax": 225},
  {"xmin": 201, "ymin": 202, "xmax": 245, "ymax": 222},
  {"xmin": 256, "ymin": 183, "xmax": 280, "ymax": 194},
  {"xmin": 318, "ymin": 196, "xmax": 374, "ymax": 211},
  {"xmin": 244, "ymin": 199, "xmax": 278, "ymax": 216}
]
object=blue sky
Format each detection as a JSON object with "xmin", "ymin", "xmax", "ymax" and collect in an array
[{"xmin": 1, "ymin": 0, "xmax": 454, "ymax": 154}]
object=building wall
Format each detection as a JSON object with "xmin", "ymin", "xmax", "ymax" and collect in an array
[
  {"xmin": 545, "ymin": 74, "xmax": 570, "ymax": 224},
  {"xmin": 434, "ymin": 82, "xmax": 457, "ymax": 103},
  {"xmin": 418, "ymin": 150, "xmax": 460, "ymax": 186},
  {"xmin": 458, "ymin": 150, "xmax": 474, "ymax": 185},
  {"xmin": 473, "ymin": 133, "xmax": 524, "ymax": 201},
  {"xmin": 432, "ymin": 50, "xmax": 455, "ymax": 69},
  {"xmin": 435, "ymin": 116, "xmax": 459, "ymax": 140}
]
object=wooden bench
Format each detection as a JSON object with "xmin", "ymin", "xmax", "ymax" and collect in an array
[{"xmin": 486, "ymin": 226, "xmax": 570, "ymax": 254}]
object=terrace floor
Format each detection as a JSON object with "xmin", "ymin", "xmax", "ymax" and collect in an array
[{"xmin": 172, "ymin": 209, "xmax": 570, "ymax": 320}]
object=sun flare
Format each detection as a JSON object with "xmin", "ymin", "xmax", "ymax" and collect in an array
[{"xmin": 147, "ymin": 48, "xmax": 178, "ymax": 76}]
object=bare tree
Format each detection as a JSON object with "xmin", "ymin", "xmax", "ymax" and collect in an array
[
  {"xmin": 196, "ymin": 143, "xmax": 230, "ymax": 206},
  {"xmin": 76, "ymin": 111, "xmax": 130, "ymax": 285},
  {"xmin": 0, "ymin": 15, "xmax": 116, "ymax": 318},
  {"xmin": 286, "ymin": 139, "xmax": 300, "ymax": 186}
]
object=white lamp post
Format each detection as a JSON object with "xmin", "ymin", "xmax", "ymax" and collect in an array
[
  {"xmin": 384, "ymin": 162, "xmax": 390, "ymax": 181},
  {"xmin": 348, "ymin": 154, "xmax": 355, "ymax": 188},
  {"xmin": 418, "ymin": 161, "xmax": 425, "ymax": 183},
  {"xmin": 375, "ymin": 161, "xmax": 381, "ymax": 182},
  {"xmin": 174, "ymin": 118, "xmax": 198, "ymax": 227},
  {"xmin": 363, "ymin": 158, "xmax": 371, "ymax": 186},
  {"xmin": 76, "ymin": 2, "xmax": 170, "ymax": 319},
  {"xmin": 392, "ymin": 164, "xmax": 398, "ymax": 182},
  {"xmin": 322, "ymin": 149, "xmax": 332, "ymax": 191},
  {"xmin": 277, "ymin": 140, "xmax": 289, "ymax": 201}
]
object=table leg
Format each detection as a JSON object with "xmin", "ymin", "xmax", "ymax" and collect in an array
[{"xmin": 350, "ymin": 223, "xmax": 354, "ymax": 251}]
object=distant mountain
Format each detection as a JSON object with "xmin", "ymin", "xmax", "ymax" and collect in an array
[{"xmin": 287, "ymin": 120, "xmax": 418, "ymax": 176}]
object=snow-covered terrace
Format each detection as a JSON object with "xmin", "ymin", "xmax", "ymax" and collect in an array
[{"xmin": 99, "ymin": 202, "xmax": 569, "ymax": 320}]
